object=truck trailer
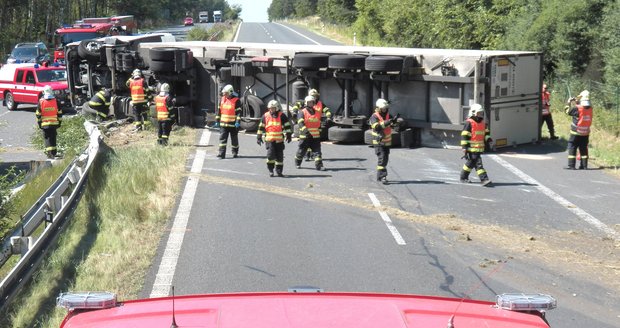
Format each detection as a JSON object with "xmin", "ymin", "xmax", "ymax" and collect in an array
[{"xmin": 64, "ymin": 37, "xmax": 543, "ymax": 148}]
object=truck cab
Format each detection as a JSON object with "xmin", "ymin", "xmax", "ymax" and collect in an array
[
  {"xmin": 213, "ymin": 10, "xmax": 222, "ymax": 23},
  {"xmin": 0, "ymin": 63, "xmax": 69, "ymax": 110},
  {"xmin": 198, "ymin": 11, "xmax": 209, "ymax": 23}
]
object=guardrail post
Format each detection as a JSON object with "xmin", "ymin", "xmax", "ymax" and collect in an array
[{"xmin": 10, "ymin": 236, "xmax": 33, "ymax": 257}]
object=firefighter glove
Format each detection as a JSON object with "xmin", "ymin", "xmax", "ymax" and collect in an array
[
  {"xmin": 286, "ymin": 133, "xmax": 292, "ymax": 143},
  {"xmin": 257, "ymin": 136, "xmax": 263, "ymax": 145},
  {"xmin": 235, "ymin": 121, "xmax": 240, "ymax": 129},
  {"xmin": 213, "ymin": 121, "xmax": 220, "ymax": 128}
]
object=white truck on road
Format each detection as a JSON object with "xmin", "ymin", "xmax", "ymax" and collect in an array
[
  {"xmin": 198, "ymin": 11, "xmax": 209, "ymax": 23},
  {"xmin": 213, "ymin": 10, "xmax": 222, "ymax": 23}
]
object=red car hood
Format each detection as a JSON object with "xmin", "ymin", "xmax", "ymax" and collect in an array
[
  {"xmin": 46, "ymin": 81, "xmax": 68, "ymax": 90},
  {"xmin": 60, "ymin": 292, "xmax": 549, "ymax": 328}
]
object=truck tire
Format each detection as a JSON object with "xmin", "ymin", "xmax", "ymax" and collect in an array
[
  {"xmin": 149, "ymin": 60, "xmax": 175, "ymax": 72},
  {"xmin": 328, "ymin": 54, "xmax": 366, "ymax": 70},
  {"xmin": 365, "ymin": 56, "xmax": 404, "ymax": 72},
  {"xmin": 65, "ymin": 48, "xmax": 79, "ymax": 63},
  {"xmin": 122, "ymin": 53, "xmax": 135, "ymax": 72},
  {"xmin": 243, "ymin": 95, "xmax": 265, "ymax": 118},
  {"xmin": 149, "ymin": 47, "xmax": 189, "ymax": 61},
  {"xmin": 77, "ymin": 39, "xmax": 102, "ymax": 62},
  {"xmin": 364, "ymin": 128, "xmax": 402, "ymax": 147},
  {"xmin": 328, "ymin": 126, "xmax": 364, "ymax": 143},
  {"xmin": 293, "ymin": 53, "xmax": 329, "ymax": 70},
  {"xmin": 5, "ymin": 92, "xmax": 17, "ymax": 111},
  {"xmin": 240, "ymin": 117, "xmax": 260, "ymax": 132}
]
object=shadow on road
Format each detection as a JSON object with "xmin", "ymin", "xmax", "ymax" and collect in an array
[{"xmin": 383, "ymin": 180, "xmax": 446, "ymax": 185}]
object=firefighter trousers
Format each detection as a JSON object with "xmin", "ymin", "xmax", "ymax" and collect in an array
[
  {"xmin": 218, "ymin": 126, "xmax": 239, "ymax": 157},
  {"xmin": 567, "ymin": 134, "xmax": 589, "ymax": 169},
  {"xmin": 375, "ymin": 145, "xmax": 390, "ymax": 180},
  {"xmin": 295, "ymin": 137, "xmax": 322, "ymax": 169},
  {"xmin": 42, "ymin": 127, "xmax": 58, "ymax": 158},
  {"xmin": 132, "ymin": 102, "xmax": 149, "ymax": 128},
  {"xmin": 158, "ymin": 120, "xmax": 172, "ymax": 145},
  {"xmin": 540, "ymin": 114, "xmax": 556, "ymax": 137},
  {"xmin": 460, "ymin": 152, "xmax": 489, "ymax": 182},
  {"xmin": 266, "ymin": 142, "xmax": 285, "ymax": 174}
]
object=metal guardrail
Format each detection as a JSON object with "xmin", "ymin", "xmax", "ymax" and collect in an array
[{"xmin": 0, "ymin": 122, "xmax": 101, "ymax": 309}]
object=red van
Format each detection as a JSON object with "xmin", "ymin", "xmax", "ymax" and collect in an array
[{"xmin": 0, "ymin": 63, "xmax": 69, "ymax": 110}]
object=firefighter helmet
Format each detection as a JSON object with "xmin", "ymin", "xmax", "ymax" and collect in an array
[
  {"xmin": 309, "ymin": 88, "xmax": 319, "ymax": 98},
  {"xmin": 132, "ymin": 69, "xmax": 142, "ymax": 78},
  {"xmin": 160, "ymin": 83, "xmax": 170, "ymax": 94},
  {"xmin": 43, "ymin": 85, "xmax": 54, "ymax": 99},
  {"xmin": 578, "ymin": 90, "xmax": 591, "ymax": 106},
  {"xmin": 469, "ymin": 103, "xmax": 484, "ymax": 117},
  {"xmin": 376, "ymin": 98, "xmax": 389, "ymax": 110},
  {"xmin": 221, "ymin": 84, "xmax": 234, "ymax": 95},
  {"xmin": 267, "ymin": 99, "xmax": 280, "ymax": 111},
  {"xmin": 304, "ymin": 95, "xmax": 316, "ymax": 106}
]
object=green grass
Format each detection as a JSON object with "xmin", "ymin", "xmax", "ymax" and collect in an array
[
  {"xmin": 1, "ymin": 127, "xmax": 196, "ymax": 328},
  {"xmin": 281, "ymin": 16, "xmax": 355, "ymax": 45}
]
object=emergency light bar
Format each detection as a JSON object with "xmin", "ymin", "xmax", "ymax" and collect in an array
[
  {"xmin": 496, "ymin": 293, "xmax": 557, "ymax": 312},
  {"xmin": 57, "ymin": 291, "xmax": 117, "ymax": 310}
]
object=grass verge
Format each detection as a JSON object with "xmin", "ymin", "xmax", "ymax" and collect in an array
[
  {"xmin": 280, "ymin": 16, "xmax": 355, "ymax": 45},
  {"xmin": 1, "ymin": 126, "xmax": 196, "ymax": 328}
]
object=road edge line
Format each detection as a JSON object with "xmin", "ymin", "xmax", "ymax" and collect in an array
[{"xmin": 368, "ymin": 193, "xmax": 406, "ymax": 245}]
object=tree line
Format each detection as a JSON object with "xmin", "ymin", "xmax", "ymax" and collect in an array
[
  {"xmin": 0, "ymin": 0, "xmax": 238, "ymax": 57},
  {"xmin": 268, "ymin": 0, "xmax": 620, "ymax": 88}
]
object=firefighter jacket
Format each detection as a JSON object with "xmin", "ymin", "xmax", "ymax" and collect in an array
[
  {"xmin": 216, "ymin": 96, "xmax": 240, "ymax": 127},
  {"xmin": 292, "ymin": 100, "xmax": 331, "ymax": 119},
  {"xmin": 542, "ymin": 89, "xmax": 551, "ymax": 115},
  {"xmin": 566, "ymin": 105, "xmax": 593, "ymax": 136},
  {"xmin": 88, "ymin": 90, "xmax": 111, "ymax": 112},
  {"xmin": 126, "ymin": 77, "xmax": 148, "ymax": 104},
  {"xmin": 155, "ymin": 95, "xmax": 175, "ymax": 121},
  {"xmin": 257, "ymin": 111, "xmax": 292, "ymax": 143},
  {"xmin": 461, "ymin": 117, "xmax": 490, "ymax": 153},
  {"xmin": 297, "ymin": 107, "xmax": 321, "ymax": 139},
  {"xmin": 36, "ymin": 98, "xmax": 62, "ymax": 128},
  {"xmin": 369, "ymin": 111, "xmax": 392, "ymax": 146}
]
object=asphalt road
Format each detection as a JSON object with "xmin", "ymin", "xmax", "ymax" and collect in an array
[{"xmin": 140, "ymin": 22, "xmax": 620, "ymax": 328}]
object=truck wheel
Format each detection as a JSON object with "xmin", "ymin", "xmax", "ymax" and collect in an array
[
  {"xmin": 243, "ymin": 95, "xmax": 265, "ymax": 118},
  {"xmin": 149, "ymin": 60, "xmax": 175, "ymax": 72},
  {"xmin": 65, "ymin": 48, "xmax": 79, "ymax": 63},
  {"xmin": 77, "ymin": 39, "xmax": 102, "ymax": 62},
  {"xmin": 5, "ymin": 92, "xmax": 17, "ymax": 111},
  {"xmin": 150, "ymin": 47, "xmax": 189, "ymax": 61},
  {"xmin": 122, "ymin": 53, "xmax": 135, "ymax": 71},
  {"xmin": 328, "ymin": 126, "xmax": 364, "ymax": 143},
  {"xmin": 293, "ymin": 53, "xmax": 329, "ymax": 70},
  {"xmin": 240, "ymin": 118, "xmax": 260, "ymax": 132},
  {"xmin": 328, "ymin": 54, "xmax": 366, "ymax": 70},
  {"xmin": 365, "ymin": 56, "xmax": 404, "ymax": 72}
]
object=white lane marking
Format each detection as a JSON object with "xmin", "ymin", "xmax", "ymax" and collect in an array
[
  {"xmin": 460, "ymin": 195, "xmax": 495, "ymax": 202},
  {"xmin": 233, "ymin": 21, "xmax": 243, "ymax": 42},
  {"xmin": 489, "ymin": 154, "xmax": 619, "ymax": 241},
  {"xmin": 368, "ymin": 193, "xmax": 406, "ymax": 245},
  {"xmin": 204, "ymin": 167, "xmax": 259, "ymax": 176},
  {"xmin": 150, "ymin": 129, "xmax": 211, "ymax": 298},
  {"xmin": 273, "ymin": 22, "xmax": 321, "ymax": 45}
]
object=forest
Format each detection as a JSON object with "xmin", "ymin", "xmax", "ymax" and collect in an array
[{"xmin": 267, "ymin": 0, "xmax": 620, "ymax": 93}]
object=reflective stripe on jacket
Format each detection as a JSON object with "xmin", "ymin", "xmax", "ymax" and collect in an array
[
  {"xmin": 264, "ymin": 112, "xmax": 285, "ymax": 142},
  {"xmin": 370, "ymin": 112, "xmax": 392, "ymax": 146},
  {"xmin": 218, "ymin": 96, "xmax": 239, "ymax": 125},
  {"xmin": 571, "ymin": 105, "xmax": 593, "ymax": 136},
  {"xmin": 129, "ymin": 78, "xmax": 147, "ymax": 104},
  {"xmin": 301, "ymin": 108, "xmax": 321, "ymax": 138},
  {"xmin": 155, "ymin": 95, "xmax": 171, "ymax": 121},
  {"xmin": 461, "ymin": 118, "xmax": 488, "ymax": 152},
  {"xmin": 38, "ymin": 98, "xmax": 60, "ymax": 127}
]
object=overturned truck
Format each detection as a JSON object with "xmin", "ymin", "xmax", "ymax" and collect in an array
[{"xmin": 65, "ymin": 35, "xmax": 543, "ymax": 147}]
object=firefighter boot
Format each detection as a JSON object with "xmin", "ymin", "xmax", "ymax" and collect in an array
[
  {"xmin": 377, "ymin": 169, "xmax": 388, "ymax": 184},
  {"xmin": 305, "ymin": 148, "xmax": 313, "ymax": 161},
  {"xmin": 276, "ymin": 165, "xmax": 284, "ymax": 177},
  {"xmin": 268, "ymin": 163, "xmax": 275, "ymax": 177},
  {"xmin": 217, "ymin": 146, "xmax": 226, "ymax": 159},
  {"xmin": 295, "ymin": 157, "xmax": 302, "ymax": 169},
  {"xmin": 232, "ymin": 150, "xmax": 239, "ymax": 158},
  {"xmin": 460, "ymin": 168, "xmax": 471, "ymax": 183},
  {"xmin": 564, "ymin": 157, "xmax": 576, "ymax": 170},
  {"xmin": 579, "ymin": 158, "xmax": 588, "ymax": 170}
]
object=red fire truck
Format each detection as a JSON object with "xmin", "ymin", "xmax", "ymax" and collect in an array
[{"xmin": 53, "ymin": 15, "xmax": 136, "ymax": 64}]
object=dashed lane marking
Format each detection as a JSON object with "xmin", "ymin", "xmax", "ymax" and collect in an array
[{"xmin": 368, "ymin": 193, "xmax": 406, "ymax": 245}]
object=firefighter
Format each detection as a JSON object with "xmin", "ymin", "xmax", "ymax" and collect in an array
[
  {"xmin": 541, "ymin": 83, "xmax": 558, "ymax": 139},
  {"xmin": 155, "ymin": 83, "xmax": 176, "ymax": 146},
  {"xmin": 84, "ymin": 88, "xmax": 112, "ymax": 121},
  {"xmin": 460, "ymin": 104, "xmax": 492, "ymax": 186},
  {"xmin": 564, "ymin": 90, "xmax": 593, "ymax": 170},
  {"xmin": 36, "ymin": 86, "xmax": 62, "ymax": 159},
  {"xmin": 370, "ymin": 98, "xmax": 400, "ymax": 184},
  {"xmin": 126, "ymin": 69, "xmax": 150, "ymax": 131},
  {"xmin": 257, "ymin": 100, "xmax": 292, "ymax": 177},
  {"xmin": 215, "ymin": 84, "xmax": 241, "ymax": 158},
  {"xmin": 291, "ymin": 88, "xmax": 332, "ymax": 161},
  {"xmin": 295, "ymin": 95, "xmax": 326, "ymax": 170}
]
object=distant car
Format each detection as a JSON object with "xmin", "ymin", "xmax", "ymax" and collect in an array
[
  {"xmin": 184, "ymin": 17, "xmax": 194, "ymax": 26},
  {"xmin": 6, "ymin": 43, "xmax": 51, "ymax": 65}
]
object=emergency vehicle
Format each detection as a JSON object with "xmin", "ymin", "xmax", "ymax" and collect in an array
[
  {"xmin": 53, "ymin": 15, "xmax": 136, "ymax": 64},
  {"xmin": 58, "ymin": 291, "xmax": 556, "ymax": 327},
  {"xmin": 0, "ymin": 63, "xmax": 69, "ymax": 110}
]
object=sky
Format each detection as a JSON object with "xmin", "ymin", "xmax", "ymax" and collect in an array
[{"xmin": 228, "ymin": 0, "xmax": 271, "ymax": 22}]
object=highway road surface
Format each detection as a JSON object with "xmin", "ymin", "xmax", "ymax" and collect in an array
[{"xmin": 141, "ymin": 22, "xmax": 620, "ymax": 328}]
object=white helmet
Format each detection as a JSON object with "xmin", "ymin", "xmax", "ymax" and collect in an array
[
  {"xmin": 304, "ymin": 95, "xmax": 316, "ymax": 106},
  {"xmin": 267, "ymin": 99, "xmax": 280, "ymax": 111},
  {"xmin": 309, "ymin": 88, "xmax": 319, "ymax": 98},
  {"xmin": 469, "ymin": 103, "xmax": 484, "ymax": 117},
  {"xmin": 222, "ymin": 84, "xmax": 234, "ymax": 95},
  {"xmin": 160, "ymin": 83, "xmax": 170, "ymax": 95},
  {"xmin": 43, "ymin": 85, "xmax": 54, "ymax": 99},
  {"xmin": 578, "ymin": 90, "xmax": 591, "ymax": 106},
  {"xmin": 132, "ymin": 69, "xmax": 142, "ymax": 78},
  {"xmin": 376, "ymin": 98, "xmax": 389, "ymax": 110}
]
